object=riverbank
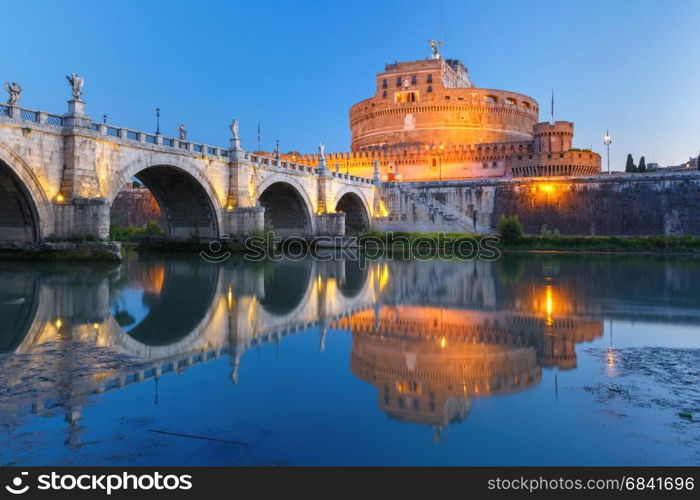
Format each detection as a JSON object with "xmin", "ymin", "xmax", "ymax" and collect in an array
[
  {"xmin": 357, "ymin": 231, "xmax": 700, "ymax": 254},
  {"xmin": 0, "ymin": 241, "xmax": 122, "ymax": 262},
  {"xmin": 3, "ymin": 233, "xmax": 700, "ymax": 262},
  {"xmin": 503, "ymin": 235, "xmax": 700, "ymax": 254}
]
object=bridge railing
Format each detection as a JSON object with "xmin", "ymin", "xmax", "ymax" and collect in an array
[
  {"xmin": 247, "ymin": 153, "xmax": 373, "ymax": 184},
  {"xmin": 0, "ymin": 103, "xmax": 65, "ymax": 127},
  {"xmin": 331, "ymin": 170, "xmax": 374, "ymax": 185},
  {"xmin": 249, "ymin": 153, "xmax": 320, "ymax": 176},
  {"xmin": 89, "ymin": 120, "xmax": 232, "ymax": 158}
]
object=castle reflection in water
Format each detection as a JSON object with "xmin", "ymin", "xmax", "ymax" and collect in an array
[{"xmin": 2, "ymin": 252, "xmax": 699, "ymax": 446}]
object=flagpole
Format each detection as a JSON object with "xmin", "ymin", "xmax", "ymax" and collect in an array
[{"xmin": 551, "ymin": 89, "xmax": 554, "ymax": 124}]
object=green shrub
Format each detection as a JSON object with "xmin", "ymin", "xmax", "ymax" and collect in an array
[
  {"xmin": 188, "ymin": 228, "xmax": 201, "ymax": 246},
  {"xmin": 497, "ymin": 215, "xmax": 523, "ymax": 244},
  {"xmin": 110, "ymin": 221, "xmax": 164, "ymax": 241},
  {"xmin": 249, "ymin": 226, "xmax": 275, "ymax": 247},
  {"xmin": 540, "ymin": 225, "xmax": 560, "ymax": 236}
]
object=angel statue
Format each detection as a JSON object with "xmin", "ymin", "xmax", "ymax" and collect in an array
[
  {"xmin": 66, "ymin": 73, "xmax": 84, "ymax": 100},
  {"xmin": 319, "ymin": 142, "xmax": 326, "ymax": 159},
  {"xmin": 229, "ymin": 118, "xmax": 239, "ymax": 139},
  {"xmin": 178, "ymin": 124, "xmax": 187, "ymax": 141},
  {"xmin": 428, "ymin": 39, "xmax": 442, "ymax": 59},
  {"xmin": 4, "ymin": 82, "xmax": 21, "ymax": 105}
]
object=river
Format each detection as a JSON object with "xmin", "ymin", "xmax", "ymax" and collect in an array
[{"xmin": 1, "ymin": 251, "xmax": 699, "ymax": 465}]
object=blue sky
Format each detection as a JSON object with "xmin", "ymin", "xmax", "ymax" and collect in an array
[{"xmin": 4, "ymin": 0, "xmax": 700, "ymax": 168}]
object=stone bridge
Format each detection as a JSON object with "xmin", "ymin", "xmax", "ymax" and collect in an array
[{"xmin": 0, "ymin": 90, "xmax": 379, "ymax": 243}]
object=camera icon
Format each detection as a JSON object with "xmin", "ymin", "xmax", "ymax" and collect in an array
[{"xmin": 5, "ymin": 472, "xmax": 29, "ymax": 495}]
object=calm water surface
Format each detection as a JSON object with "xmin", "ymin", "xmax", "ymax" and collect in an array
[{"xmin": 1, "ymin": 251, "xmax": 699, "ymax": 465}]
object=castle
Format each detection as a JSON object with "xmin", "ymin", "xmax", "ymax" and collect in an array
[{"xmin": 281, "ymin": 46, "xmax": 601, "ymax": 181}]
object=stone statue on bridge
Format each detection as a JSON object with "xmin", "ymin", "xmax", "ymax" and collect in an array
[
  {"xmin": 4, "ymin": 82, "xmax": 21, "ymax": 105},
  {"xmin": 229, "ymin": 118, "xmax": 239, "ymax": 139},
  {"xmin": 319, "ymin": 142, "xmax": 326, "ymax": 160},
  {"xmin": 178, "ymin": 124, "xmax": 187, "ymax": 141},
  {"xmin": 66, "ymin": 73, "xmax": 84, "ymax": 100}
]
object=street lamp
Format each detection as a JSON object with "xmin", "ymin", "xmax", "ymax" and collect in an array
[
  {"xmin": 155, "ymin": 108, "xmax": 161, "ymax": 136},
  {"xmin": 603, "ymin": 130, "xmax": 612, "ymax": 174}
]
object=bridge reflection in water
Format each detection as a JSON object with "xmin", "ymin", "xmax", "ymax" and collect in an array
[{"xmin": 2, "ymin": 253, "xmax": 699, "ymax": 449}]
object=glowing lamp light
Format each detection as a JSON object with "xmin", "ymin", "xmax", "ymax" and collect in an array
[
  {"xmin": 55, "ymin": 318, "xmax": 63, "ymax": 329},
  {"xmin": 55, "ymin": 193, "xmax": 65, "ymax": 203},
  {"xmin": 226, "ymin": 205, "xmax": 234, "ymax": 212},
  {"xmin": 542, "ymin": 184, "xmax": 554, "ymax": 192},
  {"xmin": 607, "ymin": 347, "xmax": 616, "ymax": 367},
  {"xmin": 440, "ymin": 336, "xmax": 447, "ymax": 349}
]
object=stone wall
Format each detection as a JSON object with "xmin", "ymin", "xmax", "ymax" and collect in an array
[{"xmin": 379, "ymin": 172, "xmax": 700, "ymax": 236}]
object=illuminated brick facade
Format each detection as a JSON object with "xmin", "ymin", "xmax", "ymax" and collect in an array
[{"xmin": 283, "ymin": 54, "xmax": 601, "ymax": 181}]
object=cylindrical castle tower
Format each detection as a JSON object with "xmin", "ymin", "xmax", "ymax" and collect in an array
[{"xmin": 349, "ymin": 58, "xmax": 540, "ymax": 151}]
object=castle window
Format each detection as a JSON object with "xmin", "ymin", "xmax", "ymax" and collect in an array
[
  {"xmin": 396, "ymin": 76, "xmax": 402, "ymax": 87},
  {"xmin": 427, "ymin": 73, "xmax": 433, "ymax": 83},
  {"xmin": 444, "ymin": 95, "xmax": 450, "ymax": 100},
  {"xmin": 506, "ymin": 97, "xmax": 517, "ymax": 105},
  {"xmin": 411, "ymin": 75, "xmax": 417, "ymax": 85},
  {"xmin": 493, "ymin": 162, "xmax": 498, "ymax": 168},
  {"xmin": 382, "ymin": 90, "xmax": 387, "ymax": 98},
  {"xmin": 427, "ymin": 85, "xmax": 432, "ymax": 93},
  {"xmin": 483, "ymin": 162, "xmax": 488, "ymax": 168},
  {"xmin": 395, "ymin": 91, "xmax": 418, "ymax": 103},
  {"xmin": 432, "ymin": 158, "xmax": 436, "ymax": 167},
  {"xmin": 382, "ymin": 78, "xmax": 387, "ymax": 89},
  {"xmin": 485, "ymin": 95, "xmax": 498, "ymax": 103}
]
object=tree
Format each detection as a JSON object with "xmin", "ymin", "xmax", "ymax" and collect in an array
[
  {"xmin": 625, "ymin": 153, "xmax": 636, "ymax": 173},
  {"xmin": 497, "ymin": 215, "xmax": 523, "ymax": 245},
  {"xmin": 638, "ymin": 156, "xmax": 647, "ymax": 173}
]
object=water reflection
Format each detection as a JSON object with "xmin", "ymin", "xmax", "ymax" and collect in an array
[{"xmin": 1, "ymin": 253, "xmax": 699, "ymax": 454}]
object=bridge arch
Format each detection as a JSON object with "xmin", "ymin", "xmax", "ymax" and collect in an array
[
  {"xmin": 109, "ymin": 156, "xmax": 222, "ymax": 239},
  {"xmin": 257, "ymin": 176, "xmax": 315, "ymax": 236},
  {"xmin": 106, "ymin": 256, "xmax": 221, "ymax": 358},
  {"xmin": 0, "ymin": 144, "xmax": 53, "ymax": 242},
  {"xmin": 334, "ymin": 188, "xmax": 371, "ymax": 234},
  {"xmin": 259, "ymin": 260, "xmax": 314, "ymax": 316}
]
